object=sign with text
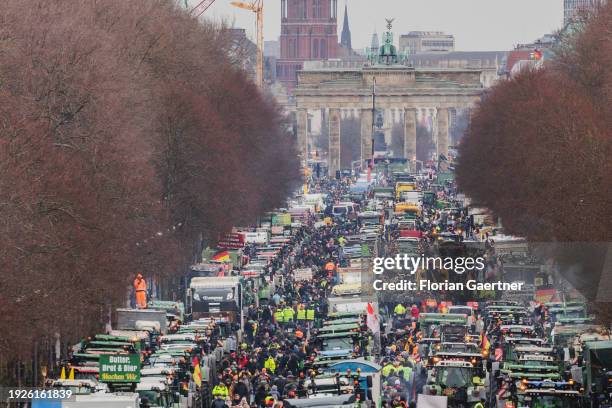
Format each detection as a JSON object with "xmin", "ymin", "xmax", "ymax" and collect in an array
[
  {"xmin": 270, "ymin": 226, "xmax": 284, "ymax": 235},
  {"xmin": 294, "ymin": 268, "xmax": 313, "ymax": 281},
  {"xmin": 271, "ymin": 213, "xmax": 291, "ymax": 226},
  {"xmin": 535, "ymin": 288, "xmax": 559, "ymax": 303},
  {"xmin": 217, "ymin": 232, "xmax": 245, "ymax": 249},
  {"xmin": 99, "ymin": 354, "xmax": 141, "ymax": 383}
]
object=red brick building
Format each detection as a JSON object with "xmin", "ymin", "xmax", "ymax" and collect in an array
[{"xmin": 277, "ymin": 0, "xmax": 340, "ymax": 91}]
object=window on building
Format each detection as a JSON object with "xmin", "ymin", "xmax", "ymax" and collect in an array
[
  {"xmin": 281, "ymin": 0, "xmax": 287, "ymax": 19},
  {"xmin": 320, "ymin": 39, "xmax": 327, "ymax": 59},
  {"xmin": 288, "ymin": 39, "xmax": 296, "ymax": 58},
  {"xmin": 329, "ymin": 0, "xmax": 337, "ymax": 19},
  {"xmin": 297, "ymin": 0, "xmax": 307, "ymax": 19},
  {"xmin": 313, "ymin": 38, "xmax": 319, "ymax": 58},
  {"xmin": 312, "ymin": 0, "xmax": 323, "ymax": 18},
  {"xmin": 421, "ymin": 40, "xmax": 454, "ymax": 48}
]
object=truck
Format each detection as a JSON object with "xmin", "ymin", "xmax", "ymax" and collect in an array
[
  {"xmin": 357, "ymin": 211, "xmax": 382, "ymax": 227},
  {"xmin": 394, "ymin": 202, "xmax": 421, "ymax": 218},
  {"xmin": 398, "ymin": 190, "xmax": 422, "ymax": 207},
  {"xmin": 423, "ymin": 360, "xmax": 485, "ymax": 407},
  {"xmin": 186, "ymin": 276, "xmax": 242, "ymax": 323},
  {"xmin": 582, "ymin": 340, "xmax": 612, "ymax": 406},
  {"xmin": 372, "ymin": 186, "xmax": 394, "ymax": 200},
  {"xmin": 395, "ymin": 182, "xmax": 417, "ymax": 200}
]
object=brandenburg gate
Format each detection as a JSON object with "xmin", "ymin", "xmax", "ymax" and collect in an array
[{"xmin": 294, "ymin": 22, "xmax": 484, "ymax": 173}]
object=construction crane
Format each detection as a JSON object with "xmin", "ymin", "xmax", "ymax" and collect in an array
[
  {"xmin": 190, "ymin": 0, "xmax": 217, "ymax": 17},
  {"xmin": 230, "ymin": 0, "xmax": 264, "ymax": 88}
]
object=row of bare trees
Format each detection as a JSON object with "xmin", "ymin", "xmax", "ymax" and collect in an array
[
  {"xmin": 456, "ymin": 5, "xmax": 611, "ymax": 304},
  {"xmin": 0, "ymin": 0, "xmax": 300, "ymax": 384}
]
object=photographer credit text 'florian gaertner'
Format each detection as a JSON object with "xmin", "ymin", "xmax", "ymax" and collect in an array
[{"xmin": 371, "ymin": 255, "xmax": 525, "ymax": 292}]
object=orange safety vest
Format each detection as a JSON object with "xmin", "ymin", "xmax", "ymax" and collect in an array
[{"xmin": 134, "ymin": 278, "xmax": 147, "ymax": 292}]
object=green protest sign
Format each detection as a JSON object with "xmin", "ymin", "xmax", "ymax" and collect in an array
[{"xmin": 98, "ymin": 354, "xmax": 141, "ymax": 383}]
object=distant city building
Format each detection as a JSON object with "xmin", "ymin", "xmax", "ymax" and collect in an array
[
  {"xmin": 277, "ymin": 0, "xmax": 340, "ymax": 91},
  {"xmin": 226, "ymin": 29, "xmax": 279, "ymax": 84},
  {"xmin": 227, "ymin": 28, "xmax": 257, "ymax": 81},
  {"xmin": 363, "ymin": 31, "xmax": 380, "ymax": 60},
  {"xmin": 264, "ymin": 55, "xmax": 278, "ymax": 82},
  {"xmin": 337, "ymin": 1, "xmax": 358, "ymax": 58},
  {"xmin": 502, "ymin": 33, "xmax": 559, "ymax": 78},
  {"xmin": 370, "ymin": 32, "xmax": 380, "ymax": 52},
  {"xmin": 399, "ymin": 31, "xmax": 455, "ymax": 55},
  {"xmin": 564, "ymin": 0, "xmax": 605, "ymax": 25},
  {"xmin": 264, "ymin": 40, "xmax": 280, "ymax": 58},
  {"xmin": 340, "ymin": 2, "xmax": 352, "ymax": 51}
]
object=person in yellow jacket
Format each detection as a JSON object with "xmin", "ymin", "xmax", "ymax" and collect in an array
[
  {"xmin": 304, "ymin": 306, "xmax": 315, "ymax": 329},
  {"xmin": 381, "ymin": 362, "xmax": 394, "ymax": 377},
  {"xmin": 264, "ymin": 356, "xmax": 276, "ymax": 374},
  {"xmin": 394, "ymin": 303, "xmax": 406, "ymax": 316},
  {"xmin": 400, "ymin": 364, "xmax": 412, "ymax": 383},
  {"xmin": 283, "ymin": 306, "xmax": 295, "ymax": 323},
  {"xmin": 274, "ymin": 308, "xmax": 284, "ymax": 325},
  {"xmin": 212, "ymin": 383, "xmax": 229, "ymax": 399},
  {"xmin": 296, "ymin": 305, "xmax": 307, "ymax": 321}
]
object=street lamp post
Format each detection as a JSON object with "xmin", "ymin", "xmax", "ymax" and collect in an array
[{"xmin": 369, "ymin": 77, "xmax": 376, "ymax": 181}]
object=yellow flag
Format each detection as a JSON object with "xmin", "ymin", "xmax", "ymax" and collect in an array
[
  {"xmin": 60, "ymin": 367, "xmax": 66, "ymax": 380},
  {"xmin": 303, "ymin": 183, "xmax": 309, "ymax": 194},
  {"xmin": 193, "ymin": 364, "xmax": 202, "ymax": 387},
  {"xmin": 68, "ymin": 367, "xmax": 75, "ymax": 380}
]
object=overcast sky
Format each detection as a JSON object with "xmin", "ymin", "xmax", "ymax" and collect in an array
[{"xmin": 195, "ymin": 0, "xmax": 564, "ymax": 51}]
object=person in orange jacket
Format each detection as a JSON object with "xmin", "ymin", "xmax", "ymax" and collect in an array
[{"xmin": 134, "ymin": 273, "xmax": 147, "ymax": 309}]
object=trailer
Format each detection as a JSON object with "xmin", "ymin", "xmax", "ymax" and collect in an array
[{"xmin": 115, "ymin": 309, "xmax": 167, "ymax": 335}]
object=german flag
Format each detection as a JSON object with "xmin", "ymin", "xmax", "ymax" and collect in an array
[
  {"xmin": 193, "ymin": 356, "xmax": 202, "ymax": 387},
  {"xmin": 482, "ymin": 333, "xmax": 491, "ymax": 353},
  {"xmin": 212, "ymin": 251, "xmax": 230, "ymax": 261}
]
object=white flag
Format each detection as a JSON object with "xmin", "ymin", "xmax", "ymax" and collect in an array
[{"xmin": 366, "ymin": 302, "xmax": 379, "ymax": 333}]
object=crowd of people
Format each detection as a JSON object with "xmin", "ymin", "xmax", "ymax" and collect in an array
[
  {"xmin": 201, "ymin": 173, "xmax": 504, "ymax": 408},
  {"xmin": 209, "ymin": 179, "xmax": 371, "ymax": 408}
]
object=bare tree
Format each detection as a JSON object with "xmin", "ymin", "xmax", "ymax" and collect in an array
[
  {"xmin": 455, "ymin": 3, "xmax": 612, "ymax": 305},
  {"xmin": 0, "ymin": 0, "xmax": 300, "ymax": 384}
]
